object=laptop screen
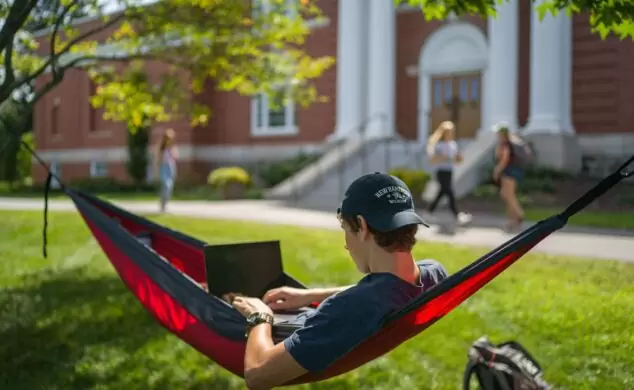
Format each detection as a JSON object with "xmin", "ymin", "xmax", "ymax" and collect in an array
[{"xmin": 204, "ymin": 240, "xmax": 286, "ymax": 299}]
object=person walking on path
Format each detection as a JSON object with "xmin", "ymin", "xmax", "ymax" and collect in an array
[
  {"xmin": 155, "ymin": 128, "xmax": 179, "ymax": 213},
  {"xmin": 492, "ymin": 122, "xmax": 530, "ymax": 231},
  {"xmin": 425, "ymin": 121, "xmax": 472, "ymax": 226}
]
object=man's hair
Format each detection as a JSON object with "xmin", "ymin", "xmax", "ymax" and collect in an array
[{"xmin": 340, "ymin": 215, "xmax": 418, "ymax": 252}]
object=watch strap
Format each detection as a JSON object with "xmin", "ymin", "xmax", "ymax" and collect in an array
[{"xmin": 245, "ymin": 312, "xmax": 274, "ymax": 337}]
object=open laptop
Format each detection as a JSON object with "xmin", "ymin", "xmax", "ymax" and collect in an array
[{"xmin": 204, "ymin": 240, "xmax": 312, "ymax": 324}]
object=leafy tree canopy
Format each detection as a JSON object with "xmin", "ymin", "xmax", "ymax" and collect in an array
[
  {"xmin": 0, "ymin": 0, "xmax": 335, "ymax": 131},
  {"xmin": 397, "ymin": 0, "xmax": 634, "ymax": 40},
  {"xmin": 2, "ymin": 0, "xmax": 631, "ymax": 136}
]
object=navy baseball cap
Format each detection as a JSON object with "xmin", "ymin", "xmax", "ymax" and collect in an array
[{"xmin": 337, "ymin": 172, "xmax": 430, "ymax": 232}]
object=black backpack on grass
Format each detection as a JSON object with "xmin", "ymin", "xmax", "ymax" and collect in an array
[{"xmin": 463, "ymin": 336, "xmax": 552, "ymax": 390}]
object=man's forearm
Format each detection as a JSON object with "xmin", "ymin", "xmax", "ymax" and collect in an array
[
  {"xmin": 307, "ymin": 285, "xmax": 353, "ymax": 301},
  {"xmin": 245, "ymin": 323, "xmax": 274, "ymax": 370}
]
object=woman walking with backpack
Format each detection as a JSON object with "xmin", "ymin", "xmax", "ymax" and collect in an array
[
  {"xmin": 492, "ymin": 123, "xmax": 531, "ymax": 231},
  {"xmin": 426, "ymin": 121, "xmax": 472, "ymax": 226}
]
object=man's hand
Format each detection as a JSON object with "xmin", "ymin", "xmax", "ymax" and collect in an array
[
  {"xmin": 228, "ymin": 294, "xmax": 274, "ymax": 318},
  {"xmin": 262, "ymin": 287, "xmax": 315, "ymax": 310}
]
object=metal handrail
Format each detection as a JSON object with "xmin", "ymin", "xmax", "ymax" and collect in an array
[
  {"xmin": 288, "ymin": 112, "xmax": 385, "ymax": 202},
  {"xmin": 286, "ymin": 110, "xmax": 432, "ymax": 205}
]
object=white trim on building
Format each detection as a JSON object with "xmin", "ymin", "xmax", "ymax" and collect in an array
[
  {"xmin": 524, "ymin": 0, "xmax": 574, "ymax": 135},
  {"xmin": 89, "ymin": 161, "xmax": 109, "ymax": 177},
  {"xmin": 333, "ymin": 0, "xmax": 576, "ymax": 143},
  {"xmin": 417, "ymin": 21, "xmax": 489, "ymax": 142},
  {"xmin": 50, "ymin": 161, "xmax": 62, "ymax": 189},
  {"xmin": 250, "ymin": 87, "xmax": 298, "ymax": 137},
  {"xmin": 248, "ymin": 0, "xmax": 307, "ymax": 138},
  {"xmin": 33, "ymin": 143, "xmax": 327, "ymax": 165}
]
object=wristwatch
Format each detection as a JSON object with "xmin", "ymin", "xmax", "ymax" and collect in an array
[{"xmin": 245, "ymin": 312, "xmax": 274, "ymax": 337}]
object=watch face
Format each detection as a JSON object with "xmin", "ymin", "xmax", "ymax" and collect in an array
[
  {"xmin": 247, "ymin": 312, "xmax": 270, "ymax": 326},
  {"xmin": 247, "ymin": 315, "xmax": 257, "ymax": 326}
]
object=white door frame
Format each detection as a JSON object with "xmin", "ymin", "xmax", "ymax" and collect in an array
[{"xmin": 417, "ymin": 21, "xmax": 489, "ymax": 144}]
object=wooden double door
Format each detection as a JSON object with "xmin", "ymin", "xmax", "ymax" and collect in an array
[{"xmin": 429, "ymin": 72, "xmax": 482, "ymax": 140}]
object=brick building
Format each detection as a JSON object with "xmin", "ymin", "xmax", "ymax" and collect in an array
[{"xmin": 32, "ymin": 0, "xmax": 634, "ymax": 185}]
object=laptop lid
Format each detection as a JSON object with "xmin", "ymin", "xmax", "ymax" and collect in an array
[{"xmin": 204, "ymin": 240, "xmax": 286, "ymax": 299}]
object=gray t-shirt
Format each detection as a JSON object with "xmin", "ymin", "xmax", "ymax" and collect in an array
[
  {"xmin": 432, "ymin": 141, "xmax": 458, "ymax": 171},
  {"xmin": 282, "ymin": 259, "xmax": 449, "ymax": 372}
]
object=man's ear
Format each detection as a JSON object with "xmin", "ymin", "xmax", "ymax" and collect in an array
[{"xmin": 356, "ymin": 215, "xmax": 371, "ymax": 240}]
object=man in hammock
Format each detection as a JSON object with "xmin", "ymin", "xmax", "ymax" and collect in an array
[{"xmin": 225, "ymin": 172, "xmax": 449, "ymax": 389}]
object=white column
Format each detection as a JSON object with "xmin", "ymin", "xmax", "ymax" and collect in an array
[
  {"xmin": 524, "ymin": 0, "xmax": 573, "ymax": 134},
  {"xmin": 332, "ymin": 0, "xmax": 366, "ymax": 140},
  {"xmin": 366, "ymin": 0, "xmax": 396, "ymax": 137},
  {"xmin": 561, "ymin": 15, "xmax": 574, "ymax": 134},
  {"xmin": 486, "ymin": 0, "xmax": 519, "ymax": 132}
]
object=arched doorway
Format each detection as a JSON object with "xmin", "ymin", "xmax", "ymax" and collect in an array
[{"xmin": 418, "ymin": 22, "xmax": 488, "ymax": 144}]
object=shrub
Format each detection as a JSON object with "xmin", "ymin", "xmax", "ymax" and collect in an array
[
  {"xmin": 618, "ymin": 191, "xmax": 634, "ymax": 206},
  {"xmin": 207, "ymin": 166, "xmax": 251, "ymax": 188},
  {"xmin": 524, "ymin": 165, "xmax": 572, "ymax": 180},
  {"xmin": 257, "ymin": 153, "xmax": 321, "ymax": 187},
  {"xmin": 472, "ymin": 184, "xmax": 499, "ymax": 198},
  {"xmin": 388, "ymin": 168, "xmax": 431, "ymax": 198},
  {"xmin": 16, "ymin": 132, "xmax": 33, "ymax": 182},
  {"xmin": 126, "ymin": 125, "xmax": 150, "ymax": 186}
]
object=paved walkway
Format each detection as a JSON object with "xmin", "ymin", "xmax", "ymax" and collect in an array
[{"xmin": 2, "ymin": 197, "xmax": 634, "ymax": 263}]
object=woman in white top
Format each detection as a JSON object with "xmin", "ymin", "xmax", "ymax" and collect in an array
[
  {"xmin": 156, "ymin": 128, "xmax": 178, "ymax": 212},
  {"xmin": 426, "ymin": 121, "xmax": 472, "ymax": 225}
]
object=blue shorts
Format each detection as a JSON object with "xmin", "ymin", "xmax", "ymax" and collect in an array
[{"xmin": 502, "ymin": 166, "xmax": 524, "ymax": 183}]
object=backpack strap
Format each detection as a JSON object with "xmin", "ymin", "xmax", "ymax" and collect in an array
[
  {"xmin": 463, "ymin": 343, "xmax": 514, "ymax": 390},
  {"xmin": 463, "ymin": 360, "xmax": 479, "ymax": 390}
]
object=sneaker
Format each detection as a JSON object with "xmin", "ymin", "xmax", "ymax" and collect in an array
[
  {"xmin": 457, "ymin": 212, "xmax": 472, "ymax": 225},
  {"xmin": 503, "ymin": 217, "xmax": 524, "ymax": 232}
]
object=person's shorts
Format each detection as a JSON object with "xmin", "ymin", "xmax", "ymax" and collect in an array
[{"xmin": 502, "ymin": 166, "xmax": 524, "ymax": 183}]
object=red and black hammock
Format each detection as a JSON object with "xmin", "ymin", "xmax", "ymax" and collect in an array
[{"xmin": 34, "ymin": 153, "xmax": 632, "ymax": 386}]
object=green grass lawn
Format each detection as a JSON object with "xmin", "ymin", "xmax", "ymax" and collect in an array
[
  {"xmin": 1, "ymin": 211, "xmax": 633, "ymax": 390},
  {"xmin": 0, "ymin": 182, "xmax": 263, "ymax": 202},
  {"xmin": 524, "ymin": 208, "xmax": 634, "ymax": 231}
]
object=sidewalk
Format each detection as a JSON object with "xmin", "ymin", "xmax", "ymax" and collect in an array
[{"xmin": 2, "ymin": 197, "xmax": 634, "ymax": 263}]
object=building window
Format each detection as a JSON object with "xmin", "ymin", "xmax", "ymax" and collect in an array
[
  {"xmin": 251, "ymin": 86, "xmax": 298, "ymax": 136},
  {"xmin": 89, "ymin": 82, "xmax": 97, "ymax": 132},
  {"xmin": 89, "ymin": 161, "xmax": 108, "ymax": 178},
  {"xmin": 249, "ymin": 0, "xmax": 300, "ymax": 137},
  {"xmin": 444, "ymin": 79, "xmax": 452, "ymax": 103},
  {"xmin": 51, "ymin": 98, "xmax": 60, "ymax": 135},
  {"xmin": 50, "ymin": 162, "xmax": 62, "ymax": 189},
  {"xmin": 471, "ymin": 78, "xmax": 480, "ymax": 102},
  {"xmin": 460, "ymin": 78, "xmax": 469, "ymax": 102}
]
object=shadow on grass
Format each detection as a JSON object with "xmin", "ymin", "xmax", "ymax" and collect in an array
[
  {"xmin": 0, "ymin": 268, "xmax": 239, "ymax": 390},
  {"xmin": 0, "ymin": 267, "xmax": 400, "ymax": 390}
]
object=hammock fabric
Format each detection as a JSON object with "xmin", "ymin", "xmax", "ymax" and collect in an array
[{"xmin": 37, "ymin": 155, "xmax": 631, "ymax": 386}]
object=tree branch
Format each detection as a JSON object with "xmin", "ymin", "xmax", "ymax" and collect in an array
[
  {"xmin": 25, "ymin": 68, "xmax": 65, "ymax": 112},
  {"xmin": 50, "ymin": 0, "xmax": 81, "ymax": 67},
  {"xmin": 50, "ymin": 0, "xmax": 69, "ymax": 78},
  {"xmin": 63, "ymin": 51, "xmax": 190, "ymax": 70},
  {"xmin": 1, "ymin": 11, "xmax": 127, "ymax": 103},
  {"xmin": 1, "ymin": 39, "xmax": 15, "ymax": 93},
  {"xmin": 0, "ymin": 0, "xmax": 39, "ymax": 53}
]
